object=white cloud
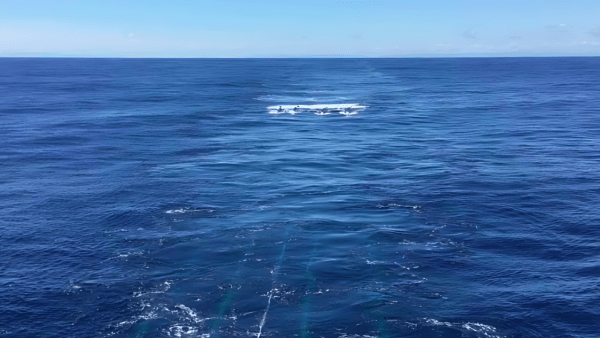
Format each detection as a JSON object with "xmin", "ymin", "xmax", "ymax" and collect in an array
[
  {"xmin": 545, "ymin": 24, "xmax": 572, "ymax": 30},
  {"xmin": 462, "ymin": 29, "xmax": 477, "ymax": 39}
]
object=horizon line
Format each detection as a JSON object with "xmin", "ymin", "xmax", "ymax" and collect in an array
[{"xmin": 1, "ymin": 54, "xmax": 600, "ymax": 59}]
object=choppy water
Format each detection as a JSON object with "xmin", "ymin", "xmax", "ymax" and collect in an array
[{"xmin": 1, "ymin": 58, "xmax": 599, "ymax": 337}]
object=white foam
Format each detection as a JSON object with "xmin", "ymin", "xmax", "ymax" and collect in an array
[
  {"xmin": 462, "ymin": 322, "xmax": 500, "ymax": 337},
  {"xmin": 377, "ymin": 203, "xmax": 421, "ymax": 210},
  {"xmin": 267, "ymin": 103, "xmax": 365, "ymax": 110},
  {"xmin": 268, "ymin": 103, "xmax": 367, "ymax": 117},
  {"xmin": 426, "ymin": 318, "xmax": 453, "ymax": 327},
  {"xmin": 166, "ymin": 208, "xmax": 187, "ymax": 214},
  {"xmin": 366, "ymin": 259, "xmax": 385, "ymax": 265},
  {"xmin": 133, "ymin": 280, "xmax": 172, "ymax": 298},
  {"xmin": 175, "ymin": 304, "xmax": 206, "ymax": 324},
  {"xmin": 168, "ymin": 325, "xmax": 199, "ymax": 338},
  {"xmin": 425, "ymin": 318, "xmax": 504, "ymax": 337},
  {"xmin": 166, "ymin": 208, "xmax": 214, "ymax": 214},
  {"xmin": 256, "ymin": 289, "xmax": 274, "ymax": 338},
  {"xmin": 110, "ymin": 251, "xmax": 144, "ymax": 260}
]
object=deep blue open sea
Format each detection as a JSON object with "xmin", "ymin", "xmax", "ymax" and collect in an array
[{"xmin": 1, "ymin": 58, "xmax": 599, "ymax": 338}]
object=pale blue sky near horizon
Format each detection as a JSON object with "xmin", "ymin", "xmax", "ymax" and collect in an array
[{"xmin": 1, "ymin": 0, "xmax": 599, "ymax": 57}]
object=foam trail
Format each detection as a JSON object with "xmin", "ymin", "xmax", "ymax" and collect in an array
[
  {"xmin": 256, "ymin": 290, "xmax": 273, "ymax": 338},
  {"xmin": 256, "ymin": 240, "xmax": 287, "ymax": 338}
]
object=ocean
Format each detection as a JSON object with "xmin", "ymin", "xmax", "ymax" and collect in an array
[{"xmin": 1, "ymin": 58, "xmax": 599, "ymax": 337}]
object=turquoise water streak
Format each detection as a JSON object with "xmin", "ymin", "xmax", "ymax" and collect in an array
[{"xmin": 1, "ymin": 58, "xmax": 599, "ymax": 337}]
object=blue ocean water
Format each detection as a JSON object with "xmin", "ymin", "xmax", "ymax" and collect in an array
[{"xmin": 1, "ymin": 58, "xmax": 599, "ymax": 338}]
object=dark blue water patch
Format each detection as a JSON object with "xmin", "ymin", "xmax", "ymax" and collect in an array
[{"xmin": 1, "ymin": 57, "xmax": 600, "ymax": 337}]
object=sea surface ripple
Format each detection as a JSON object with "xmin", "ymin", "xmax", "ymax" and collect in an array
[{"xmin": 1, "ymin": 58, "xmax": 599, "ymax": 337}]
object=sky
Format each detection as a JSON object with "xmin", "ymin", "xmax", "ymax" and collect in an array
[{"xmin": 1, "ymin": 0, "xmax": 599, "ymax": 57}]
